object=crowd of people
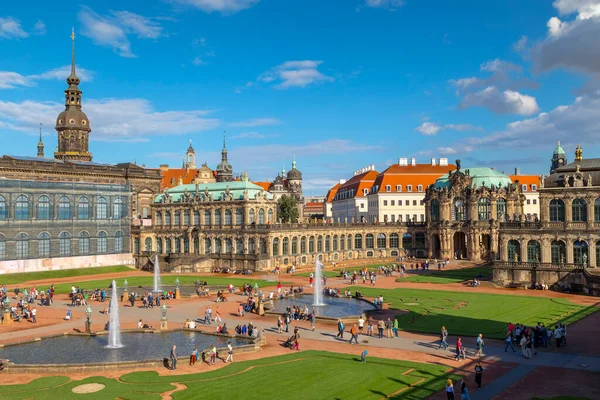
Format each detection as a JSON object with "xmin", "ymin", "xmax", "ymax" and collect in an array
[
  {"xmin": 505, "ymin": 321, "xmax": 568, "ymax": 358},
  {"xmin": 1, "ymin": 285, "xmax": 49, "ymax": 324}
]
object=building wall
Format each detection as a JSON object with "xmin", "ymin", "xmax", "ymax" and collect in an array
[
  {"xmin": 367, "ymin": 192, "xmax": 426, "ymax": 223},
  {"xmin": 0, "ymin": 253, "xmax": 133, "ymax": 274}
]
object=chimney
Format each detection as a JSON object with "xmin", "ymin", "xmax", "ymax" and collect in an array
[
  {"xmin": 439, "ymin": 158, "xmax": 448, "ymax": 166},
  {"xmin": 339, "ymin": 179, "xmax": 346, "ymax": 184},
  {"xmin": 159, "ymin": 164, "xmax": 169, "ymax": 171},
  {"xmin": 514, "ymin": 167, "xmax": 521, "ymax": 175},
  {"xmin": 431, "ymin": 158, "xmax": 436, "ymax": 166},
  {"xmin": 399, "ymin": 158, "xmax": 408, "ymax": 166},
  {"xmin": 371, "ymin": 164, "xmax": 375, "ymax": 170},
  {"xmin": 410, "ymin": 158, "xmax": 416, "ymax": 166}
]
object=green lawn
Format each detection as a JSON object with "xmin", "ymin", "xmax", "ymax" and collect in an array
[
  {"xmin": 399, "ymin": 266, "xmax": 492, "ymax": 284},
  {"xmin": 296, "ymin": 263, "xmax": 394, "ymax": 278},
  {"xmin": 0, "ymin": 265, "xmax": 133, "ymax": 286},
  {"xmin": 348, "ymin": 286, "xmax": 598, "ymax": 339},
  {"xmin": 0, "ymin": 351, "xmax": 457, "ymax": 399},
  {"xmin": 48, "ymin": 275, "xmax": 282, "ymax": 294}
]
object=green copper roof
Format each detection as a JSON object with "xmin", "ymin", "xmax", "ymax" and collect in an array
[
  {"xmin": 155, "ymin": 180, "xmax": 273, "ymax": 203},
  {"xmin": 554, "ymin": 141, "xmax": 565, "ymax": 155},
  {"xmin": 434, "ymin": 167, "xmax": 513, "ymax": 189}
]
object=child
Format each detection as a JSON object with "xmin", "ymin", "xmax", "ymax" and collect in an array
[{"xmin": 361, "ymin": 350, "xmax": 368, "ymax": 363}]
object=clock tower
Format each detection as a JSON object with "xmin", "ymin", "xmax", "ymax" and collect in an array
[
  {"xmin": 215, "ymin": 135, "xmax": 233, "ymax": 182},
  {"xmin": 54, "ymin": 29, "xmax": 92, "ymax": 162},
  {"xmin": 550, "ymin": 141, "xmax": 567, "ymax": 174}
]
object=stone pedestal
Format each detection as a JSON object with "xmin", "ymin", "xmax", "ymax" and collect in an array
[
  {"xmin": 2, "ymin": 309, "xmax": 11, "ymax": 325},
  {"xmin": 175, "ymin": 288, "xmax": 181, "ymax": 299},
  {"xmin": 85, "ymin": 320, "xmax": 92, "ymax": 334},
  {"xmin": 160, "ymin": 318, "xmax": 168, "ymax": 330},
  {"xmin": 122, "ymin": 290, "xmax": 128, "ymax": 302},
  {"xmin": 256, "ymin": 302, "xmax": 264, "ymax": 316}
]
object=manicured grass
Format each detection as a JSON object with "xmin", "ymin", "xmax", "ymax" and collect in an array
[
  {"xmin": 48, "ymin": 275, "xmax": 283, "ymax": 294},
  {"xmin": 347, "ymin": 286, "xmax": 598, "ymax": 339},
  {"xmin": 296, "ymin": 263, "xmax": 393, "ymax": 278},
  {"xmin": 399, "ymin": 266, "xmax": 492, "ymax": 284},
  {"xmin": 0, "ymin": 265, "xmax": 132, "ymax": 286}
]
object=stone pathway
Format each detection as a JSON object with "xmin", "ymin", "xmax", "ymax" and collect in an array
[{"xmin": 470, "ymin": 364, "xmax": 535, "ymax": 400}]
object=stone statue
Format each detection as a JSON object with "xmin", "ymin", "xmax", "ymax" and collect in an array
[
  {"xmin": 195, "ymin": 183, "xmax": 199, "ymax": 196},
  {"xmin": 513, "ymin": 251, "xmax": 518, "ymax": 262},
  {"xmin": 225, "ymin": 185, "xmax": 230, "ymax": 198},
  {"xmin": 588, "ymin": 174, "xmax": 593, "ymax": 186},
  {"xmin": 583, "ymin": 253, "xmax": 588, "ymax": 267},
  {"xmin": 539, "ymin": 175, "xmax": 545, "ymax": 188},
  {"xmin": 456, "ymin": 159, "xmax": 461, "ymax": 170},
  {"xmin": 204, "ymin": 186, "xmax": 210, "ymax": 200},
  {"xmin": 243, "ymin": 189, "xmax": 249, "ymax": 200},
  {"xmin": 564, "ymin": 175, "xmax": 570, "ymax": 188},
  {"xmin": 561, "ymin": 254, "xmax": 565, "ymax": 264}
]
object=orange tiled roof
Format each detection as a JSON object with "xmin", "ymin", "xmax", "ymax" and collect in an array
[
  {"xmin": 305, "ymin": 201, "xmax": 324, "ymax": 208},
  {"xmin": 371, "ymin": 163, "xmax": 456, "ymax": 193},
  {"xmin": 325, "ymin": 183, "xmax": 340, "ymax": 203},
  {"xmin": 336, "ymin": 170, "xmax": 379, "ymax": 198},
  {"xmin": 510, "ymin": 175, "xmax": 540, "ymax": 191},
  {"xmin": 160, "ymin": 168, "xmax": 200, "ymax": 190},
  {"xmin": 252, "ymin": 181, "xmax": 271, "ymax": 191}
]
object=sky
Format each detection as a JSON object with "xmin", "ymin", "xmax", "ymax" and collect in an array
[{"xmin": 1, "ymin": 0, "xmax": 600, "ymax": 195}]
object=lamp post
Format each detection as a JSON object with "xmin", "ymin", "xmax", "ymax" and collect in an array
[
  {"xmin": 175, "ymin": 278, "xmax": 181, "ymax": 299},
  {"xmin": 85, "ymin": 305, "xmax": 92, "ymax": 333},
  {"xmin": 2, "ymin": 297, "xmax": 11, "ymax": 325},
  {"xmin": 160, "ymin": 304, "xmax": 168, "ymax": 330}
]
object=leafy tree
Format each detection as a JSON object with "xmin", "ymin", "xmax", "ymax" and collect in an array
[{"xmin": 278, "ymin": 195, "xmax": 299, "ymax": 223}]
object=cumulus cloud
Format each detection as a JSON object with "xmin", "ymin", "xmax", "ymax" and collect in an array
[
  {"xmin": 415, "ymin": 122, "xmax": 482, "ymax": 136},
  {"xmin": 32, "ymin": 20, "xmax": 46, "ymax": 35},
  {"xmin": 0, "ymin": 17, "xmax": 29, "ymax": 39},
  {"xmin": 231, "ymin": 132, "xmax": 265, "ymax": 139},
  {"xmin": 172, "ymin": 0, "xmax": 260, "ymax": 14},
  {"xmin": 0, "ymin": 98, "xmax": 221, "ymax": 142},
  {"xmin": 78, "ymin": 7, "xmax": 165, "ymax": 57},
  {"xmin": 229, "ymin": 118, "xmax": 281, "ymax": 127},
  {"xmin": 0, "ymin": 66, "xmax": 94, "ymax": 90},
  {"xmin": 361, "ymin": 0, "xmax": 406, "ymax": 10},
  {"xmin": 450, "ymin": 58, "xmax": 535, "ymax": 93},
  {"xmin": 459, "ymin": 87, "xmax": 540, "ymax": 116},
  {"xmin": 259, "ymin": 60, "xmax": 334, "ymax": 89},
  {"xmin": 0, "ymin": 72, "xmax": 33, "ymax": 89}
]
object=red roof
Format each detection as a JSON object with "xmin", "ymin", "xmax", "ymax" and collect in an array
[
  {"xmin": 325, "ymin": 183, "xmax": 340, "ymax": 203},
  {"xmin": 336, "ymin": 170, "xmax": 379, "ymax": 198},
  {"xmin": 160, "ymin": 169, "xmax": 200, "ymax": 190},
  {"xmin": 371, "ymin": 163, "xmax": 456, "ymax": 193},
  {"xmin": 252, "ymin": 181, "xmax": 271, "ymax": 191}
]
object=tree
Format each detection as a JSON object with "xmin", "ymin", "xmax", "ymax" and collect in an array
[{"xmin": 278, "ymin": 195, "xmax": 299, "ymax": 223}]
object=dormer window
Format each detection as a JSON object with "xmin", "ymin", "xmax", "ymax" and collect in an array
[
  {"xmin": 417, "ymin": 185, "xmax": 423, "ymax": 192},
  {"xmin": 522, "ymin": 184, "xmax": 527, "ymax": 192},
  {"xmin": 407, "ymin": 185, "xmax": 412, "ymax": 192},
  {"xmin": 531, "ymin": 184, "xmax": 537, "ymax": 191},
  {"xmin": 363, "ymin": 188, "xmax": 368, "ymax": 196},
  {"xmin": 386, "ymin": 185, "xmax": 391, "ymax": 192},
  {"xmin": 396, "ymin": 185, "xmax": 402, "ymax": 192}
]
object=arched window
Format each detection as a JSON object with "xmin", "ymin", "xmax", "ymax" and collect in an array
[
  {"xmin": 0, "ymin": 234, "xmax": 5, "ymax": 260},
  {"xmin": 309, "ymin": 236, "xmax": 315, "ymax": 253},
  {"xmin": 430, "ymin": 199, "xmax": 440, "ymax": 222},
  {"xmin": 59, "ymin": 232, "xmax": 71, "ymax": 256},
  {"xmin": 573, "ymin": 240, "xmax": 588, "ymax": 265},
  {"xmin": 551, "ymin": 240, "xmax": 566, "ymax": 264},
  {"xmin": 452, "ymin": 197, "xmax": 466, "ymax": 221},
  {"xmin": 225, "ymin": 209, "xmax": 233, "ymax": 225},
  {"xmin": 156, "ymin": 211, "xmax": 163, "ymax": 226},
  {"xmin": 194, "ymin": 210, "xmax": 200, "ymax": 225},
  {"xmin": 58, "ymin": 196, "xmax": 70, "ymax": 220},
  {"xmin": 347, "ymin": 235, "xmax": 352, "ymax": 250},
  {"xmin": 37, "ymin": 195, "xmax": 50, "ymax": 220},
  {"xmin": 16, "ymin": 194, "xmax": 29, "ymax": 220},
  {"xmin": 260, "ymin": 238, "xmax": 267, "ymax": 254},
  {"xmin": 478, "ymin": 198, "xmax": 491, "ymax": 221},
  {"xmin": 204, "ymin": 238, "xmax": 212, "ymax": 254},
  {"xmin": 115, "ymin": 231, "xmax": 124, "ymax": 253},
  {"xmin": 527, "ymin": 240, "xmax": 540, "ymax": 263},
  {"xmin": 550, "ymin": 199, "xmax": 565, "ymax": 222},
  {"xmin": 236, "ymin": 238, "xmax": 243, "ymax": 254},
  {"xmin": 165, "ymin": 238, "xmax": 172, "ymax": 253},
  {"xmin": 248, "ymin": 238, "xmax": 256, "ymax": 254},
  {"xmin": 596, "ymin": 241, "xmax": 600, "ymax": 268},
  {"xmin": 300, "ymin": 236, "xmax": 306, "ymax": 253},
  {"xmin": 354, "ymin": 234, "xmax": 363, "ymax": 249},
  {"xmin": 377, "ymin": 233, "xmax": 386, "ymax": 248},
  {"xmin": 214, "ymin": 238, "xmax": 222, "ymax": 253},
  {"xmin": 390, "ymin": 233, "xmax": 399, "ymax": 248},
  {"xmin": 333, "ymin": 235, "xmax": 338, "ymax": 251},
  {"xmin": 38, "ymin": 232, "xmax": 50, "ymax": 257},
  {"xmin": 97, "ymin": 197, "xmax": 107, "ymax": 219},
  {"xmin": 317, "ymin": 235, "xmax": 323, "ymax": 252},
  {"xmin": 174, "ymin": 211, "xmax": 181, "ymax": 225},
  {"xmin": 97, "ymin": 231, "xmax": 108, "ymax": 253},
  {"xmin": 165, "ymin": 211, "xmax": 172, "ymax": 225},
  {"xmin": 183, "ymin": 210, "xmax": 190, "ymax": 225},
  {"xmin": 595, "ymin": 199, "xmax": 600, "ymax": 222},
  {"xmin": 249, "ymin": 209, "xmax": 255, "ymax": 224},
  {"xmin": 78, "ymin": 196, "xmax": 89, "ymax": 220},
  {"xmin": 365, "ymin": 234, "xmax": 374, "ymax": 249},
  {"xmin": 16, "ymin": 233, "xmax": 29, "ymax": 259},
  {"xmin": 272, "ymin": 238, "xmax": 280, "ymax": 255},
  {"xmin": 268, "ymin": 209, "xmax": 274, "ymax": 223},
  {"xmin": 215, "ymin": 210, "xmax": 222, "ymax": 225},
  {"xmin": 78, "ymin": 231, "xmax": 90, "ymax": 255},
  {"xmin": 0, "ymin": 195, "xmax": 6, "ymax": 221},
  {"xmin": 415, "ymin": 233, "xmax": 426, "ymax": 248},
  {"xmin": 402, "ymin": 233, "xmax": 412, "ymax": 249},
  {"xmin": 175, "ymin": 237, "xmax": 181, "ymax": 253},
  {"xmin": 113, "ymin": 198, "xmax": 124, "ymax": 219},
  {"xmin": 508, "ymin": 240, "xmax": 520, "ymax": 262},
  {"xmin": 292, "ymin": 237, "xmax": 298, "ymax": 254},
  {"xmin": 496, "ymin": 198, "xmax": 506, "ymax": 220},
  {"xmin": 204, "ymin": 210, "xmax": 211, "ymax": 226},
  {"xmin": 144, "ymin": 237, "xmax": 152, "ymax": 252},
  {"xmin": 259, "ymin": 209, "xmax": 265, "ymax": 224},
  {"xmin": 340, "ymin": 235, "xmax": 345, "ymax": 251},
  {"xmin": 283, "ymin": 237, "xmax": 289, "ymax": 255},
  {"xmin": 236, "ymin": 208, "xmax": 243, "ymax": 225},
  {"xmin": 157, "ymin": 238, "xmax": 163, "ymax": 254},
  {"xmin": 572, "ymin": 198, "xmax": 587, "ymax": 222},
  {"xmin": 325, "ymin": 235, "xmax": 331, "ymax": 252}
]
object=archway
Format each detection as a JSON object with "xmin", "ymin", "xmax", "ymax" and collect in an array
[
  {"xmin": 453, "ymin": 232, "xmax": 467, "ymax": 259},
  {"xmin": 431, "ymin": 234, "xmax": 441, "ymax": 259},
  {"xmin": 480, "ymin": 234, "xmax": 491, "ymax": 260}
]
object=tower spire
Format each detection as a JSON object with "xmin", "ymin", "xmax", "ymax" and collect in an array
[
  {"xmin": 292, "ymin": 153, "xmax": 297, "ymax": 169},
  {"xmin": 67, "ymin": 27, "xmax": 80, "ymax": 86},
  {"xmin": 37, "ymin": 123, "xmax": 44, "ymax": 158}
]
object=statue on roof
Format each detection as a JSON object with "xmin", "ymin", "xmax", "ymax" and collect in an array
[
  {"xmin": 588, "ymin": 174, "xmax": 593, "ymax": 186},
  {"xmin": 243, "ymin": 189, "xmax": 249, "ymax": 200},
  {"xmin": 456, "ymin": 159, "xmax": 461, "ymax": 171},
  {"xmin": 204, "ymin": 186, "xmax": 210, "ymax": 200}
]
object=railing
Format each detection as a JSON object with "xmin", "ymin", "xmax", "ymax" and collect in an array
[
  {"xmin": 493, "ymin": 261, "xmax": 585, "ymax": 270},
  {"xmin": 145, "ymin": 221, "xmax": 427, "ymax": 232},
  {"xmin": 499, "ymin": 221, "xmax": 542, "ymax": 229}
]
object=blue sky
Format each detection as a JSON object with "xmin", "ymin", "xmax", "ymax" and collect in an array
[{"xmin": 1, "ymin": 0, "xmax": 600, "ymax": 195}]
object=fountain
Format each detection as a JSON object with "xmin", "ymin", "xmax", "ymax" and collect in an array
[
  {"xmin": 106, "ymin": 280, "xmax": 123, "ymax": 349},
  {"xmin": 153, "ymin": 254, "xmax": 161, "ymax": 294},
  {"xmin": 313, "ymin": 255, "xmax": 325, "ymax": 306}
]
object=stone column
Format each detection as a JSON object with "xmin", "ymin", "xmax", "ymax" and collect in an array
[
  {"xmin": 566, "ymin": 239, "xmax": 574, "ymax": 264},
  {"xmin": 520, "ymin": 238, "xmax": 528, "ymax": 263},
  {"xmin": 564, "ymin": 198, "xmax": 573, "ymax": 223},
  {"xmin": 188, "ymin": 232, "xmax": 194, "ymax": 254}
]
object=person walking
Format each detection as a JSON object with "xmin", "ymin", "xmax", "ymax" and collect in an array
[
  {"xmin": 377, "ymin": 319, "xmax": 385, "ymax": 339},
  {"xmin": 170, "ymin": 345, "xmax": 177, "ymax": 370},
  {"xmin": 349, "ymin": 324, "xmax": 359, "ymax": 344},
  {"xmin": 225, "ymin": 342, "xmax": 234, "ymax": 363},
  {"xmin": 475, "ymin": 334, "xmax": 484, "ymax": 357},
  {"xmin": 31, "ymin": 308, "xmax": 37, "ymax": 323},
  {"xmin": 445, "ymin": 379, "xmax": 455, "ymax": 400},
  {"xmin": 277, "ymin": 316, "xmax": 283, "ymax": 334},
  {"xmin": 209, "ymin": 344, "xmax": 217, "ymax": 365},
  {"xmin": 337, "ymin": 319, "xmax": 345, "ymax": 339},
  {"xmin": 460, "ymin": 380, "xmax": 471, "ymax": 400},
  {"xmin": 439, "ymin": 326, "xmax": 448, "ymax": 350},
  {"xmin": 189, "ymin": 346, "xmax": 198, "ymax": 366},
  {"xmin": 474, "ymin": 362, "xmax": 484, "ymax": 389},
  {"xmin": 455, "ymin": 338, "xmax": 462, "ymax": 362},
  {"xmin": 504, "ymin": 331, "xmax": 516, "ymax": 352},
  {"xmin": 386, "ymin": 318, "xmax": 393, "ymax": 338},
  {"xmin": 358, "ymin": 316, "xmax": 365, "ymax": 334},
  {"xmin": 393, "ymin": 318, "xmax": 399, "ymax": 338},
  {"xmin": 215, "ymin": 307, "xmax": 222, "ymax": 323}
]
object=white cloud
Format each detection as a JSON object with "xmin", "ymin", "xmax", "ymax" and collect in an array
[
  {"xmin": 362, "ymin": 0, "xmax": 406, "ymax": 10},
  {"xmin": 513, "ymin": 35, "xmax": 528, "ymax": 52},
  {"xmin": 78, "ymin": 7, "xmax": 165, "ymax": 58},
  {"xmin": 0, "ymin": 72, "xmax": 33, "ymax": 89},
  {"xmin": 450, "ymin": 58, "xmax": 533, "ymax": 93},
  {"xmin": 173, "ymin": 0, "xmax": 260, "ymax": 14},
  {"xmin": 415, "ymin": 122, "xmax": 482, "ymax": 136},
  {"xmin": 0, "ymin": 66, "xmax": 94, "ymax": 90},
  {"xmin": 480, "ymin": 59, "xmax": 521, "ymax": 73},
  {"xmin": 459, "ymin": 87, "xmax": 540, "ymax": 116},
  {"xmin": 229, "ymin": 118, "xmax": 281, "ymax": 127},
  {"xmin": 192, "ymin": 57, "xmax": 204, "ymax": 66},
  {"xmin": 0, "ymin": 98, "xmax": 221, "ymax": 142},
  {"xmin": 259, "ymin": 60, "xmax": 334, "ymax": 89},
  {"xmin": 32, "ymin": 20, "xmax": 46, "ymax": 36},
  {"xmin": 437, "ymin": 147, "xmax": 457, "ymax": 155},
  {"xmin": 0, "ymin": 17, "xmax": 28, "ymax": 39},
  {"xmin": 231, "ymin": 132, "xmax": 265, "ymax": 139}
]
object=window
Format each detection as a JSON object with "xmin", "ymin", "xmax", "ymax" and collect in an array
[
  {"xmin": 225, "ymin": 209, "xmax": 232, "ymax": 225},
  {"xmin": 412, "ymin": 200, "xmax": 417, "ymax": 206},
  {"xmin": 407, "ymin": 185, "xmax": 412, "ymax": 192},
  {"xmin": 16, "ymin": 194, "xmax": 29, "ymax": 220},
  {"xmin": 78, "ymin": 197, "xmax": 89, "ymax": 219},
  {"xmin": 551, "ymin": 240, "xmax": 565, "ymax": 264},
  {"xmin": 431, "ymin": 199, "xmax": 440, "ymax": 221},
  {"xmin": 363, "ymin": 188, "xmax": 368, "ymax": 196},
  {"xmin": 97, "ymin": 197, "xmax": 107, "ymax": 219},
  {"xmin": 420, "ymin": 200, "xmax": 424, "ymax": 206},
  {"xmin": 531, "ymin": 184, "xmax": 537, "ymax": 191},
  {"xmin": 157, "ymin": 238, "xmax": 163, "ymax": 254},
  {"xmin": 354, "ymin": 234, "xmax": 362, "ymax": 249},
  {"xmin": 58, "ymin": 196, "xmax": 70, "ymax": 220},
  {"xmin": 573, "ymin": 240, "xmax": 588, "ymax": 265},
  {"xmin": 595, "ymin": 199, "xmax": 600, "ymax": 222},
  {"xmin": 396, "ymin": 185, "xmax": 402, "ymax": 192},
  {"xmin": 268, "ymin": 209, "xmax": 274, "ymax": 223},
  {"xmin": 184, "ymin": 210, "xmax": 190, "ymax": 225},
  {"xmin": 478, "ymin": 198, "xmax": 491, "ymax": 220},
  {"xmin": 360, "ymin": 203, "xmax": 364, "ymax": 209},
  {"xmin": 79, "ymin": 232, "xmax": 90, "ymax": 255},
  {"xmin": 97, "ymin": 231, "xmax": 108, "ymax": 253},
  {"xmin": 258, "ymin": 209, "xmax": 265, "ymax": 224},
  {"xmin": 309, "ymin": 236, "xmax": 315, "ymax": 253},
  {"xmin": 386, "ymin": 185, "xmax": 391, "ymax": 192},
  {"xmin": 204, "ymin": 239, "xmax": 212, "ymax": 254},
  {"xmin": 38, "ymin": 232, "xmax": 50, "ymax": 257},
  {"xmin": 205, "ymin": 210, "xmax": 212, "ymax": 225},
  {"xmin": 16, "ymin": 233, "xmax": 29, "ymax": 259},
  {"xmin": 292, "ymin": 237, "xmax": 298, "ymax": 254},
  {"xmin": 0, "ymin": 195, "xmax": 5, "ymax": 220},
  {"xmin": 215, "ymin": 210, "xmax": 222, "ymax": 225},
  {"xmin": 420, "ymin": 214, "xmax": 425, "ymax": 222},
  {"xmin": 418, "ymin": 185, "xmax": 423, "ymax": 192},
  {"xmin": 317, "ymin": 236, "xmax": 323, "ymax": 252},
  {"xmin": 453, "ymin": 197, "xmax": 466, "ymax": 221},
  {"xmin": 165, "ymin": 211, "xmax": 172, "ymax": 225},
  {"xmin": 194, "ymin": 210, "xmax": 200, "ymax": 225},
  {"xmin": 389, "ymin": 233, "xmax": 399, "ymax": 248},
  {"xmin": 391, "ymin": 200, "xmax": 395, "ymax": 206},
  {"xmin": 533, "ymin": 199, "xmax": 537, "ymax": 205},
  {"xmin": 572, "ymin": 198, "xmax": 587, "ymax": 222},
  {"xmin": 391, "ymin": 214, "xmax": 395, "ymax": 222},
  {"xmin": 383, "ymin": 200, "xmax": 388, "ymax": 206},
  {"xmin": 35, "ymin": 195, "xmax": 50, "ymax": 220},
  {"xmin": 174, "ymin": 211, "xmax": 181, "ymax": 225},
  {"xmin": 377, "ymin": 233, "xmax": 386, "ymax": 248},
  {"xmin": 405, "ymin": 200, "xmax": 409, "ymax": 206},
  {"xmin": 113, "ymin": 198, "xmax": 124, "ymax": 219},
  {"xmin": 59, "ymin": 232, "xmax": 71, "ymax": 256},
  {"xmin": 497, "ymin": 198, "xmax": 506, "ymax": 220},
  {"xmin": 283, "ymin": 237, "xmax": 289, "ymax": 255},
  {"xmin": 0, "ymin": 234, "xmax": 5, "ymax": 260},
  {"xmin": 156, "ymin": 211, "xmax": 163, "ymax": 226},
  {"xmin": 549, "ymin": 199, "xmax": 565, "ymax": 222},
  {"xmin": 522, "ymin": 184, "xmax": 527, "ymax": 192},
  {"xmin": 527, "ymin": 199, "xmax": 531, "ymax": 205},
  {"xmin": 272, "ymin": 238, "xmax": 279, "ymax": 255},
  {"xmin": 365, "ymin": 234, "xmax": 374, "ymax": 249},
  {"xmin": 301, "ymin": 236, "xmax": 306, "ymax": 253},
  {"xmin": 115, "ymin": 231, "xmax": 124, "ymax": 253},
  {"xmin": 236, "ymin": 208, "xmax": 243, "ymax": 225},
  {"xmin": 508, "ymin": 240, "xmax": 520, "ymax": 261}
]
